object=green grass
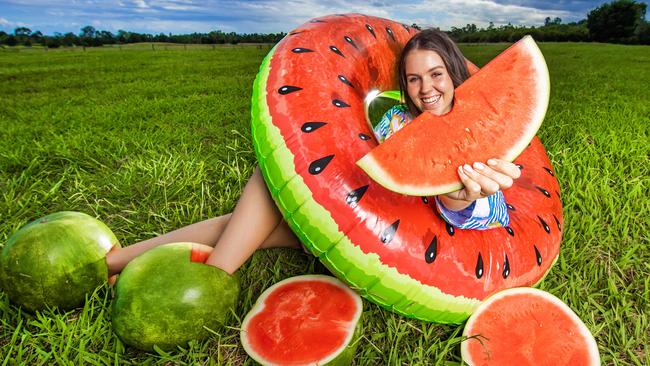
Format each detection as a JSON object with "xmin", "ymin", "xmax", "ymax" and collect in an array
[{"xmin": 0, "ymin": 42, "xmax": 648, "ymax": 365}]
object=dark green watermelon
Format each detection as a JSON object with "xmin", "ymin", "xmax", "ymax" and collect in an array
[
  {"xmin": 0, "ymin": 211, "xmax": 119, "ymax": 312},
  {"xmin": 111, "ymin": 242, "xmax": 239, "ymax": 351},
  {"xmin": 251, "ymin": 14, "xmax": 563, "ymax": 323}
]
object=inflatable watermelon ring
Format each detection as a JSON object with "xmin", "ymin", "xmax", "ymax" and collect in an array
[{"xmin": 251, "ymin": 14, "xmax": 563, "ymax": 323}]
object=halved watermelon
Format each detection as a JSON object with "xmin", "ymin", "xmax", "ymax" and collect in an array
[
  {"xmin": 461, "ymin": 287, "xmax": 600, "ymax": 366},
  {"xmin": 357, "ymin": 36, "xmax": 550, "ymax": 196},
  {"xmin": 241, "ymin": 275, "xmax": 363, "ymax": 366},
  {"xmin": 251, "ymin": 13, "xmax": 563, "ymax": 324}
]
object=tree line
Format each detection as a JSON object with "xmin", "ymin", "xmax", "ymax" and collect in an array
[
  {"xmin": 0, "ymin": 0, "xmax": 647, "ymax": 48},
  {"xmin": 447, "ymin": 0, "xmax": 648, "ymax": 44},
  {"xmin": 0, "ymin": 26, "xmax": 286, "ymax": 48}
]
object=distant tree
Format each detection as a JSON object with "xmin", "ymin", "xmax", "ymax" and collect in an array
[
  {"xmin": 6, "ymin": 35, "xmax": 17, "ymax": 46},
  {"xmin": 587, "ymin": 0, "xmax": 647, "ymax": 43},
  {"xmin": 411, "ymin": 23, "xmax": 421, "ymax": 30},
  {"xmin": 553, "ymin": 17, "xmax": 562, "ymax": 25},
  {"xmin": 62, "ymin": 32, "xmax": 78, "ymax": 46},
  {"xmin": 81, "ymin": 25, "xmax": 97, "ymax": 38},
  {"xmin": 14, "ymin": 27, "xmax": 31, "ymax": 36}
]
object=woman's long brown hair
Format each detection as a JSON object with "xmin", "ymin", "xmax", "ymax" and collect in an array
[{"xmin": 398, "ymin": 29, "xmax": 471, "ymax": 117}]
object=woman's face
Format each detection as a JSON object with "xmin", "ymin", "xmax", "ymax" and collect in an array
[{"xmin": 404, "ymin": 49, "xmax": 454, "ymax": 115}]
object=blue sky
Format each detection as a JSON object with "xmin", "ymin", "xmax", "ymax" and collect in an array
[{"xmin": 0, "ymin": 0, "xmax": 631, "ymax": 35}]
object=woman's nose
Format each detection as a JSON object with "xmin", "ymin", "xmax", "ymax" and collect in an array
[{"xmin": 420, "ymin": 77, "xmax": 434, "ymax": 94}]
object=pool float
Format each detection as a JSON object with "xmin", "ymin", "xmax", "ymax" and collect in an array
[{"xmin": 251, "ymin": 14, "xmax": 562, "ymax": 323}]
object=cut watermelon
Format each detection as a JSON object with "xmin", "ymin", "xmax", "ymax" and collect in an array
[
  {"xmin": 251, "ymin": 13, "xmax": 563, "ymax": 323},
  {"xmin": 357, "ymin": 36, "xmax": 550, "ymax": 196},
  {"xmin": 241, "ymin": 275, "xmax": 362, "ymax": 366},
  {"xmin": 461, "ymin": 287, "xmax": 600, "ymax": 366}
]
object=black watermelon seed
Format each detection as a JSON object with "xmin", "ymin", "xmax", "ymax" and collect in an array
[
  {"xmin": 403, "ymin": 24, "xmax": 410, "ymax": 32},
  {"xmin": 344, "ymin": 36, "xmax": 359, "ymax": 50},
  {"xmin": 516, "ymin": 164, "xmax": 524, "ymax": 170},
  {"xmin": 502, "ymin": 254, "xmax": 510, "ymax": 278},
  {"xmin": 556, "ymin": 191, "xmax": 562, "ymax": 200},
  {"xmin": 329, "ymin": 45, "xmax": 344, "ymax": 57},
  {"xmin": 385, "ymin": 27, "xmax": 396, "ymax": 41},
  {"xmin": 332, "ymin": 99, "xmax": 350, "ymax": 108},
  {"xmin": 346, "ymin": 185, "xmax": 369, "ymax": 206},
  {"xmin": 338, "ymin": 75, "xmax": 354, "ymax": 88},
  {"xmin": 310, "ymin": 19, "xmax": 325, "ymax": 23},
  {"xmin": 289, "ymin": 31, "xmax": 303, "ymax": 36},
  {"xmin": 543, "ymin": 167, "xmax": 555, "ymax": 176},
  {"xmin": 553, "ymin": 214, "xmax": 561, "ymax": 231},
  {"xmin": 535, "ymin": 186, "xmax": 551, "ymax": 198},
  {"xmin": 538, "ymin": 215, "xmax": 551, "ymax": 233},
  {"xmin": 308, "ymin": 155, "xmax": 334, "ymax": 175},
  {"xmin": 425, "ymin": 236, "xmax": 437, "ymax": 264},
  {"xmin": 476, "ymin": 253, "xmax": 484, "ymax": 279},
  {"xmin": 421, "ymin": 197, "xmax": 429, "ymax": 204},
  {"xmin": 358, "ymin": 133, "xmax": 371, "ymax": 141},
  {"xmin": 507, "ymin": 204, "xmax": 516, "ymax": 211},
  {"xmin": 365, "ymin": 24, "xmax": 376, "ymax": 38},
  {"xmin": 278, "ymin": 85, "xmax": 302, "ymax": 95},
  {"xmin": 291, "ymin": 47, "xmax": 313, "ymax": 53},
  {"xmin": 381, "ymin": 220, "xmax": 400, "ymax": 244},
  {"xmin": 505, "ymin": 226, "xmax": 515, "ymax": 236},
  {"xmin": 446, "ymin": 223, "xmax": 455, "ymax": 236},
  {"xmin": 534, "ymin": 245, "xmax": 543, "ymax": 266},
  {"xmin": 301, "ymin": 122, "xmax": 327, "ymax": 133}
]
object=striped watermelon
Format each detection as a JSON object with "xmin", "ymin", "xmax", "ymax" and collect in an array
[{"xmin": 251, "ymin": 14, "xmax": 562, "ymax": 323}]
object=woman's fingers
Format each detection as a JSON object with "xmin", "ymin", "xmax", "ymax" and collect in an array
[
  {"xmin": 451, "ymin": 166, "xmax": 478, "ymax": 200},
  {"xmin": 487, "ymin": 159, "xmax": 522, "ymax": 179},
  {"xmin": 461, "ymin": 164, "xmax": 498, "ymax": 199},
  {"xmin": 472, "ymin": 162, "xmax": 514, "ymax": 190}
]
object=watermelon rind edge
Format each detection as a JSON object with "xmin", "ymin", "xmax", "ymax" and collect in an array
[
  {"xmin": 251, "ymin": 44, "xmax": 480, "ymax": 324},
  {"xmin": 240, "ymin": 275, "xmax": 363, "ymax": 366},
  {"xmin": 460, "ymin": 287, "xmax": 600, "ymax": 366}
]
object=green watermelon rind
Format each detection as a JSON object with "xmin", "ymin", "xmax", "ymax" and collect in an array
[
  {"xmin": 251, "ymin": 46, "xmax": 480, "ymax": 324},
  {"xmin": 356, "ymin": 36, "xmax": 551, "ymax": 196},
  {"xmin": 240, "ymin": 275, "xmax": 363, "ymax": 366},
  {"xmin": 0, "ymin": 211, "xmax": 118, "ymax": 312},
  {"xmin": 460, "ymin": 287, "xmax": 600, "ymax": 366},
  {"xmin": 111, "ymin": 242, "xmax": 240, "ymax": 351}
]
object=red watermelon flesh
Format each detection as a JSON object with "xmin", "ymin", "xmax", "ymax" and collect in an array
[
  {"xmin": 241, "ymin": 275, "xmax": 362, "ymax": 366},
  {"xmin": 357, "ymin": 36, "xmax": 549, "ymax": 196},
  {"xmin": 461, "ymin": 287, "xmax": 600, "ymax": 366},
  {"xmin": 253, "ymin": 14, "xmax": 563, "ymax": 323}
]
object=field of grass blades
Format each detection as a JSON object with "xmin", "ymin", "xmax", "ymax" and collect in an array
[{"xmin": 0, "ymin": 42, "xmax": 648, "ymax": 365}]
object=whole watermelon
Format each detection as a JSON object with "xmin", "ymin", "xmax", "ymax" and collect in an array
[
  {"xmin": 111, "ymin": 242, "xmax": 240, "ymax": 351},
  {"xmin": 0, "ymin": 211, "xmax": 119, "ymax": 312}
]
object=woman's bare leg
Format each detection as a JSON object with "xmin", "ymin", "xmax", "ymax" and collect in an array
[
  {"xmin": 205, "ymin": 167, "xmax": 298, "ymax": 274},
  {"xmin": 106, "ymin": 167, "xmax": 300, "ymax": 275}
]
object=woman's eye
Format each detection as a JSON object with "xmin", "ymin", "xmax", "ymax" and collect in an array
[
  {"xmin": 408, "ymin": 77, "xmax": 418, "ymax": 83},
  {"xmin": 433, "ymin": 72, "xmax": 442, "ymax": 77}
]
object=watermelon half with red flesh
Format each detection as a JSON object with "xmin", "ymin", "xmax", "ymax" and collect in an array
[
  {"xmin": 461, "ymin": 287, "xmax": 600, "ymax": 365},
  {"xmin": 357, "ymin": 36, "xmax": 550, "ymax": 195},
  {"xmin": 251, "ymin": 14, "xmax": 563, "ymax": 323},
  {"xmin": 241, "ymin": 275, "xmax": 362, "ymax": 366}
]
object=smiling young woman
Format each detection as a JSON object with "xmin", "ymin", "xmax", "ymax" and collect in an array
[{"xmin": 373, "ymin": 28, "xmax": 520, "ymax": 227}]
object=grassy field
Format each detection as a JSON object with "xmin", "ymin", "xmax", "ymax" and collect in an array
[{"xmin": 0, "ymin": 41, "xmax": 648, "ymax": 365}]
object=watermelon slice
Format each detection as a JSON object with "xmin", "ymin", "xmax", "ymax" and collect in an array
[
  {"xmin": 251, "ymin": 13, "xmax": 563, "ymax": 323},
  {"xmin": 461, "ymin": 287, "xmax": 600, "ymax": 365},
  {"xmin": 357, "ymin": 36, "xmax": 550, "ymax": 196},
  {"xmin": 241, "ymin": 275, "xmax": 362, "ymax": 366}
]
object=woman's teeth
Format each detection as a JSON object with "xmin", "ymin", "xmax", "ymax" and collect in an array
[{"xmin": 421, "ymin": 95, "xmax": 441, "ymax": 104}]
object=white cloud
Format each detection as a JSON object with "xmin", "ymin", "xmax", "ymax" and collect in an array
[{"xmin": 0, "ymin": 0, "xmax": 590, "ymax": 35}]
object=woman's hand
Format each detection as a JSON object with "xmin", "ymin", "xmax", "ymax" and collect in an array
[{"xmin": 438, "ymin": 159, "xmax": 521, "ymax": 211}]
